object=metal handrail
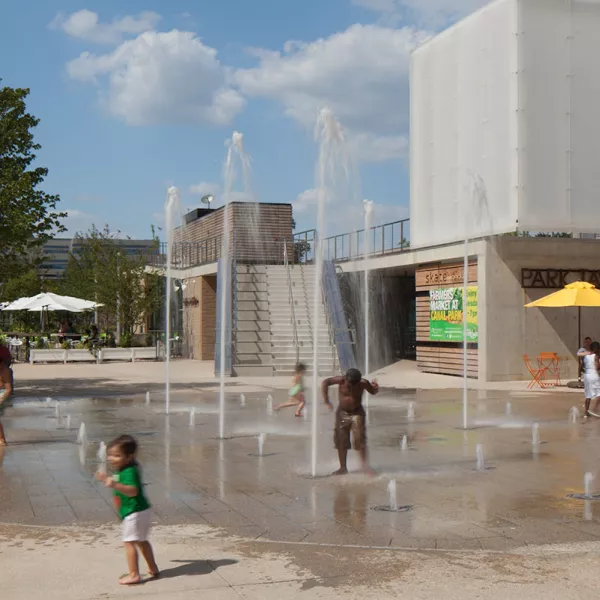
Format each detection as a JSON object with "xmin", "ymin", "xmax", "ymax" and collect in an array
[
  {"xmin": 322, "ymin": 219, "xmax": 410, "ymax": 263},
  {"xmin": 283, "ymin": 242, "xmax": 300, "ymax": 365}
]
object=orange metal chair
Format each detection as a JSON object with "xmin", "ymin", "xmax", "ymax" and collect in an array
[
  {"xmin": 538, "ymin": 352, "xmax": 561, "ymax": 387},
  {"xmin": 523, "ymin": 355, "xmax": 550, "ymax": 389}
]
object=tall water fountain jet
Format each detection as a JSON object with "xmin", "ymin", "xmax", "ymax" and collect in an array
[
  {"xmin": 311, "ymin": 108, "xmax": 353, "ymax": 477},
  {"xmin": 570, "ymin": 406, "xmax": 580, "ymax": 423},
  {"xmin": 476, "ymin": 444, "xmax": 485, "ymax": 471},
  {"xmin": 240, "ymin": 394, "xmax": 246, "ymax": 407},
  {"xmin": 77, "ymin": 423, "xmax": 87, "ymax": 446},
  {"xmin": 400, "ymin": 435, "xmax": 408, "ymax": 452},
  {"xmin": 407, "ymin": 403, "xmax": 415, "ymax": 420},
  {"xmin": 189, "ymin": 408, "xmax": 196, "ymax": 428},
  {"xmin": 146, "ymin": 391, "xmax": 151, "ymax": 406},
  {"xmin": 97, "ymin": 441, "xmax": 107, "ymax": 473},
  {"xmin": 218, "ymin": 131, "xmax": 252, "ymax": 440},
  {"xmin": 387, "ymin": 479, "xmax": 398, "ymax": 511},
  {"xmin": 258, "ymin": 433, "xmax": 266, "ymax": 457},
  {"xmin": 267, "ymin": 395, "xmax": 274, "ymax": 416},
  {"xmin": 66, "ymin": 414, "xmax": 72, "ymax": 430},
  {"xmin": 363, "ymin": 200, "xmax": 374, "ymax": 402},
  {"xmin": 55, "ymin": 402, "xmax": 61, "ymax": 419},
  {"xmin": 165, "ymin": 186, "xmax": 181, "ymax": 415},
  {"xmin": 585, "ymin": 472, "xmax": 594, "ymax": 498},
  {"xmin": 532, "ymin": 423, "xmax": 540, "ymax": 447}
]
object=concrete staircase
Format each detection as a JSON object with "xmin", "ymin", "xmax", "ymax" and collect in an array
[
  {"xmin": 231, "ymin": 263, "xmax": 338, "ymax": 377},
  {"xmin": 233, "ymin": 265, "xmax": 272, "ymax": 377},
  {"xmin": 266, "ymin": 264, "xmax": 337, "ymax": 376}
]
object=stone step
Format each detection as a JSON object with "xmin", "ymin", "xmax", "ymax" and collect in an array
[
  {"xmin": 234, "ymin": 365, "xmax": 274, "ymax": 377},
  {"xmin": 235, "ymin": 331, "xmax": 271, "ymax": 342},
  {"xmin": 236, "ymin": 342, "xmax": 271, "ymax": 354},
  {"xmin": 235, "ymin": 354, "xmax": 272, "ymax": 366},
  {"xmin": 237, "ymin": 310, "xmax": 270, "ymax": 321},
  {"xmin": 237, "ymin": 301, "xmax": 269, "ymax": 311},
  {"xmin": 236, "ymin": 321, "xmax": 270, "ymax": 332}
]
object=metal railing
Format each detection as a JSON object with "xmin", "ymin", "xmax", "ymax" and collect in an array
[
  {"xmin": 145, "ymin": 235, "xmax": 223, "ymax": 270},
  {"xmin": 144, "ymin": 219, "xmax": 409, "ymax": 270},
  {"xmin": 283, "ymin": 242, "xmax": 300, "ymax": 364},
  {"xmin": 323, "ymin": 219, "xmax": 410, "ymax": 263},
  {"xmin": 292, "ymin": 229, "xmax": 317, "ymax": 264}
]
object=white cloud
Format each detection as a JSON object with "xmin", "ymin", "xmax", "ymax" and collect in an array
[
  {"xmin": 350, "ymin": 133, "xmax": 410, "ymax": 163},
  {"xmin": 50, "ymin": 9, "xmax": 160, "ymax": 45},
  {"xmin": 292, "ymin": 188, "xmax": 408, "ymax": 235},
  {"xmin": 189, "ymin": 181, "xmax": 221, "ymax": 197},
  {"xmin": 61, "ymin": 208, "xmax": 98, "ymax": 234},
  {"xmin": 67, "ymin": 30, "xmax": 245, "ymax": 126},
  {"xmin": 236, "ymin": 24, "xmax": 429, "ymax": 163},
  {"xmin": 293, "ymin": 188, "xmax": 320, "ymax": 214},
  {"xmin": 351, "ymin": 0, "xmax": 490, "ymax": 27}
]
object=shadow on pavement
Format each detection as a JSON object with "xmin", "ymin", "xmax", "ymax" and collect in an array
[{"xmin": 159, "ymin": 558, "xmax": 238, "ymax": 579}]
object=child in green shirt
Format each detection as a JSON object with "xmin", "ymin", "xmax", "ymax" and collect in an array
[{"xmin": 96, "ymin": 435, "xmax": 159, "ymax": 585}]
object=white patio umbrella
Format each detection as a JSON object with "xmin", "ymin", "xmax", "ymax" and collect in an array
[
  {"xmin": 2, "ymin": 292, "xmax": 101, "ymax": 312},
  {"xmin": 1, "ymin": 293, "xmax": 45, "ymax": 311}
]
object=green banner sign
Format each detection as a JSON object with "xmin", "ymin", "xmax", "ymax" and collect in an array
[{"xmin": 429, "ymin": 287, "xmax": 478, "ymax": 342}]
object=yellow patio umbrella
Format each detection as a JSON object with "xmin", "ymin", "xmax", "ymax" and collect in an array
[{"xmin": 525, "ymin": 281, "xmax": 600, "ymax": 349}]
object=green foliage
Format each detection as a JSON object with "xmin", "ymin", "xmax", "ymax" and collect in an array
[
  {"xmin": 60, "ymin": 226, "xmax": 161, "ymax": 339},
  {"xmin": 1, "ymin": 267, "xmax": 42, "ymax": 301},
  {"xmin": 0, "ymin": 85, "xmax": 65, "ymax": 284},
  {"xmin": 118, "ymin": 332, "xmax": 133, "ymax": 348},
  {"xmin": 293, "ymin": 240, "xmax": 311, "ymax": 263}
]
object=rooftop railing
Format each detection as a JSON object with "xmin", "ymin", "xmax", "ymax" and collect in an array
[
  {"xmin": 323, "ymin": 219, "xmax": 410, "ymax": 263},
  {"xmin": 144, "ymin": 219, "xmax": 410, "ymax": 270},
  {"xmin": 145, "ymin": 235, "xmax": 223, "ymax": 270}
]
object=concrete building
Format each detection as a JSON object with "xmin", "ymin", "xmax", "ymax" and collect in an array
[
  {"xmin": 169, "ymin": 202, "xmax": 337, "ymax": 377},
  {"xmin": 41, "ymin": 238, "xmax": 155, "ymax": 280},
  {"xmin": 164, "ymin": 0, "xmax": 600, "ymax": 383}
]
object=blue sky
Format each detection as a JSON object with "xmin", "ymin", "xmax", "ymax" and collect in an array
[{"xmin": 1, "ymin": 0, "xmax": 484, "ymax": 240}]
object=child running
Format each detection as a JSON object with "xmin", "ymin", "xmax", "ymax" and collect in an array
[
  {"xmin": 322, "ymin": 368, "xmax": 379, "ymax": 476},
  {"xmin": 583, "ymin": 341, "xmax": 600, "ymax": 418},
  {"xmin": 275, "ymin": 363, "xmax": 306, "ymax": 417},
  {"xmin": 96, "ymin": 435, "xmax": 159, "ymax": 585}
]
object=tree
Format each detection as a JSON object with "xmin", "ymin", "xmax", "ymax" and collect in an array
[
  {"xmin": 0, "ymin": 85, "xmax": 65, "ymax": 283},
  {"xmin": 293, "ymin": 239, "xmax": 311, "ymax": 263},
  {"xmin": 1, "ymin": 267, "xmax": 42, "ymax": 301},
  {"xmin": 60, "ymin": 226, "xmax": 161, "ymax": 342}
]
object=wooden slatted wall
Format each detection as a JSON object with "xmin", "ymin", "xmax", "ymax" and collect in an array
[{"xmin": 416, "ymin": 261, "xmax": 479, "ymax": 378}]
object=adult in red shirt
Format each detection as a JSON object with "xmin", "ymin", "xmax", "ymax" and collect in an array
[
  {"xmin": 0, "ymin": 342, "xmax": 11, "ymax": 367},
  {"xmin": 0, "ymin": 362, "xmax": 13, "ymax": 445}
]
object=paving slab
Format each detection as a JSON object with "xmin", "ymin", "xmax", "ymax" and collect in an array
[{"xmin": 3, "ymin": 366, "xmax": 600, "ymax": 597}]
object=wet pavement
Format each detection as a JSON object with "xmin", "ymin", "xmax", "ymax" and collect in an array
[{"xmin": 1, "ymin": 387, "xmax": 599, "ymax": 551}]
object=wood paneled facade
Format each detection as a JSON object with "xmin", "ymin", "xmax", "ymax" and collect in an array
[
  {"xmin": 178, "ymin": 202, "xmax": 293, "ymax": 264},
  {"xmin": 416, "ymin": 260, "xmax": 479, "ymax": 378}
]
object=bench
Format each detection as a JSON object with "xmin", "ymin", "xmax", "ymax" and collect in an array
[
  {"xmin": 29, "ymin": 347, "xmax": 157, "ymax": 364},
  {"xmin": 30, "ymin": 349, "xmax": 68, "ymax": 364},
  {"xmin": 98, "ymin": 347, "xmax": 157, "ymax": 363}
]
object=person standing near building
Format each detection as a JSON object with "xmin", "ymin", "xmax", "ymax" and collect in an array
[
  {"xmin": 578, "ymin": 336, "xmax": 593, "ymax": 381},
  {"xmin": 583, "ymin": 342, "xmax": 600, "ymax": 418},
  {"xmin": 0, "ymin": 361, "xmax": 14, "ymax": 446},
  {"xmin": 0, "ymin": 341, "xmax": 12, "ymax": 368}
]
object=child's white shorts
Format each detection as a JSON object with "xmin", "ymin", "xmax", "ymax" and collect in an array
[{"xmin": 122, "ymin": 508, "xmax": 152, "ymax": 542}]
